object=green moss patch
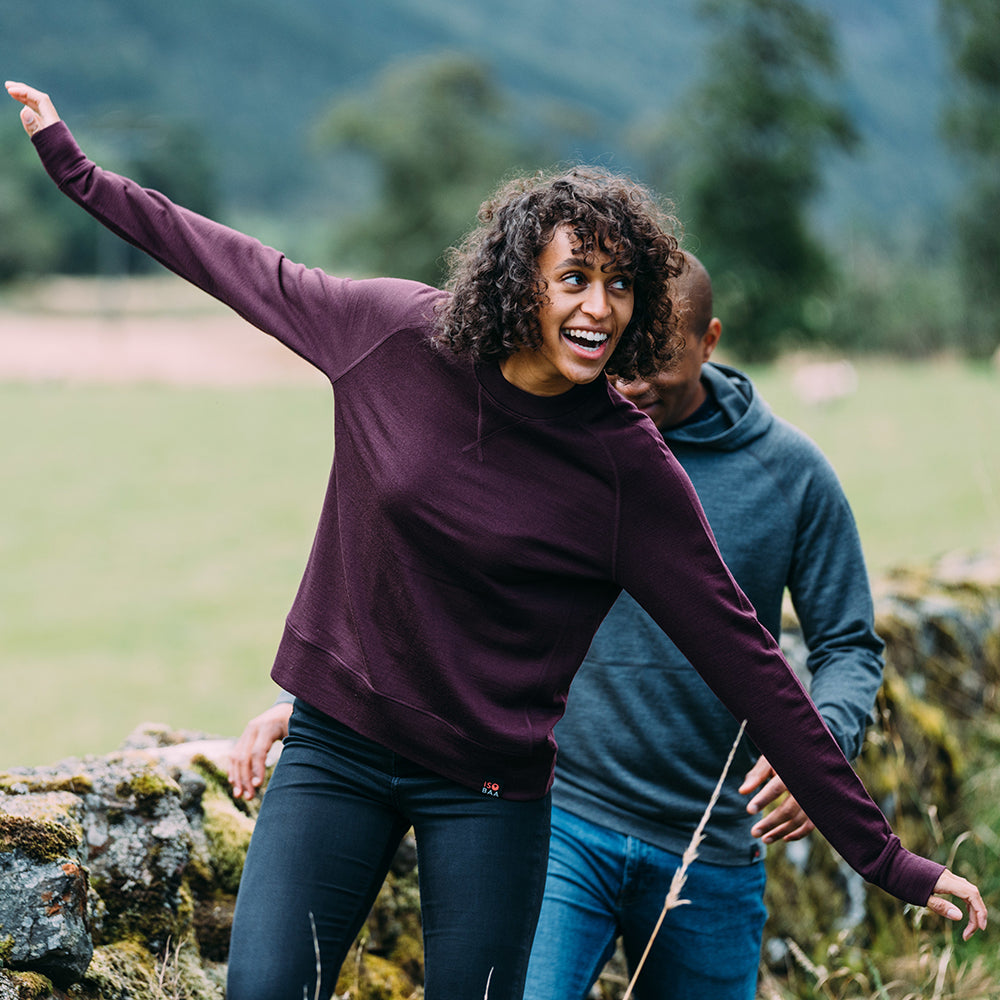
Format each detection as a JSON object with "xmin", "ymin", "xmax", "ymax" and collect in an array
[{"xmin": 0, "ymin": 816, "xmax": 78, "ymax": 864}]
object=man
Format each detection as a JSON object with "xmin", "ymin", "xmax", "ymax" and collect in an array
[
  {"xmin": 229, "ymin": 253, "xmax": 886, "ymax": 998},
  {"xmin": 522, "ymin": 252, "xmax": 884, "ymax": 1000}
]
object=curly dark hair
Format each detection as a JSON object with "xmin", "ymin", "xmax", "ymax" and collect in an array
[{"xmin": 434, "ymin": 165, "xmax": 684, "ymax": 381}]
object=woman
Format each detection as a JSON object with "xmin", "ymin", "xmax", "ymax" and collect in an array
[{"xmin": 6, "ymin": 82, "xmax": 986, "ymax": 1000}]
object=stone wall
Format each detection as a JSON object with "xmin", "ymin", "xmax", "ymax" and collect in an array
[
  {"xmin": 0, "ymin": 733, "xmax": 252, "ymax": 999},
  {"xmin": 759, "ymin": 547, "xmax": 1000, "ymax": 979},
  {"xmin": 1, "ymin": 547, "xmax": 998, "ymax": 1000}
]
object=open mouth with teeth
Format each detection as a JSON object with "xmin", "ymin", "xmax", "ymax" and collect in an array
[{"xmin": 562, "ymin": 328, "xmax": 611, "ymax": 354}]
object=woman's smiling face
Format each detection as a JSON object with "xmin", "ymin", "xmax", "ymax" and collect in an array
[{"xmin": 500, "ymin": 225, "xmax": 635, "ymax": 397}]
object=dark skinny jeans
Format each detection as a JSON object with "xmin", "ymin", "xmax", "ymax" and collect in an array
[{"xmin": 226, "ymin": 699, "xmax": 551, "ymax": 1000}]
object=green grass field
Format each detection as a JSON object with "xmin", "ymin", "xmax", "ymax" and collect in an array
[
  {"xmin": 0, "ymin": 357, "xmax": 998, "ymax": 769},
  {"xmin": 744, "ymin": 356, "xmax": 1000, "ymax": 574},
  {"xmin": 0, "ymin": 383, "xmax": 333, "ymax": 767}
]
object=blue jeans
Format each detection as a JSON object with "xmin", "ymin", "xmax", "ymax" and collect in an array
[
  {"xmin": 227, "ymin": 700, "xmax": 551, "ymax": 1000},
  {"xmin": 523, "ymin": 806, "xmax": 767, "ymax": 1000}
]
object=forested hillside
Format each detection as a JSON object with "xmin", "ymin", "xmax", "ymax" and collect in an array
[{"xmin": 0, "ymin": 0, "xmax": 957, "ymax": 250}]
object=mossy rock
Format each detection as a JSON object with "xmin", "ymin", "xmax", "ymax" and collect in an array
[
  {"xmin": 80, "ymin": 757, "xmax": 194, "ymax": 951},
  {"xmin": 366, "ymin": 868, "xmax": 422, "ymax": 975},
  {"xmin": 190, "ymin": 896, "xmax": 236, "ymax": 964},
  {"xmin": 196, "ymin": 788, "xmax": 254, "ymax": 898},
  {"xmin": 0, "ymin": 817, "xmax": 80, "ymax": 866},
  {"xmin": 72, "ymin": 938, "xmax": 222, "ymax": 1000},
  {"xmin": 144, "ymin": 938, "xmax": 224, "ymax": 1000},
  {"xmin": 0, "ymin": 969, "xmax": 60, "ymax": 1000},
  {"xmin": 90, "ymin": 878, "xmax": 195, "ymax": 956},
  {"xmin": 112, "ymin": 769, "xmax": 178, "ymax": 821},
  {"xmin": 759, "ymin": 549, "xmax": 1000, "ymax": 997},
  {"xmin": 876, "ymin": 557, "xmax": 1000, "ymax": 719},
  {"xmin": 188, "ymin": 755, "xmax": 254, "ymax": 807},
  {"xmin": 74, "ymin": 937, "xmax": 157, "ymax": 998},
  {"xmin": 334, "ymin": 948, "xmax": 422, "ymax": 1000},
  {"xmin": 0, "ymin": 793, "xmax": 85, "ymax": 865},
  {"xmin": 0, "ymin": 775, "xmax": 93, "ymax": 798},
  {"xmin": 858, "ymin": 670, "xmax": 963, "ymax": 826},
  {"xmin": 758, "ymin": 666, "xmax": 970, "ymax": 975}
]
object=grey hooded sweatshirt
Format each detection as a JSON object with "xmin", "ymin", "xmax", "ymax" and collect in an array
[{"xmin": 552, "ymin": 362, "xmax": 885, "ymax": 865}]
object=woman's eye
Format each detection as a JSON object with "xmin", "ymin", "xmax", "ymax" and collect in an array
[
  {"xmin": 611, "ymin": 276, "xmax": 632, "ymax": 292},
  {"xmin": 563, "ymin": 272, "xmax": 585, "ymax": 286}
]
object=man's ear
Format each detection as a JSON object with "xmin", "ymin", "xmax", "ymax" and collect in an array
[{"xmin": 701, "ymin": 318, "xmax": 722, "ymax": 361}]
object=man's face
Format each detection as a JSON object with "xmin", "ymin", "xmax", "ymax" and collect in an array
[{"xmin": 613, "ymin": 308, "xmax": 720, "ymax": 429}]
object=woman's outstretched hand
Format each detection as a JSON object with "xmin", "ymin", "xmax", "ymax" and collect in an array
[
  {"xmin": 5, "ymin": 81, "xmax": 61, "ymax": 137},
  {"xmin": 926, "ymin": 868, "xmax": 988, "ymax": 940}
]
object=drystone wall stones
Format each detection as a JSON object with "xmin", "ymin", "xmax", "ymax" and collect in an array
[
  {"xmin": 0, "ymin": 791, "xmax": 91, "ymax": 984},
  {"xmin": 761, "ymin": 546, "xmax": 1000, "ymax": 973},
  {"xmin": 0, "ymin": 546, "xmax": 997, "ymax": 999}
]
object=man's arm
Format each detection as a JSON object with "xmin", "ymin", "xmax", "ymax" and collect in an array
[
  {"xmin": 228, "ymin": 698, "xmax": 293, "ymax": 801},
  {"xmin": 743, "ymin": 429, "xmax": 884, "ymax": 842}
]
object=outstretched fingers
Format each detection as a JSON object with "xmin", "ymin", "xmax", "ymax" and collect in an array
[
  {"xmin": 4, "ymin": 81, "xmax": 61, "ymax": 136},
  {"xmin": 927, "ymin": 868, "xmax": 988, "ymax": 941}
]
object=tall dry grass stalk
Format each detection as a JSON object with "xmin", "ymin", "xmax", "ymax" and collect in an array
[
  {"xmin": 154, "ymin": 937, "xmax": 185, "ymax": 998},
  {"xmin": 621, "ymin": 719, "xmax": 748, "ymax": 999},
  {"xmin": 308, "ymin": 911, "xmax": 322, "ymax": 1000}
]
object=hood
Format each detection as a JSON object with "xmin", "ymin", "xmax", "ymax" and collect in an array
[{"xmin": 661, "ymin": 362, "xmax": 773, "ymax": 453}]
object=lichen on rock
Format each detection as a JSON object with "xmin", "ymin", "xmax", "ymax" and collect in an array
[{"xmin": 0, "ymin": 793, "xmax": 92, "ymax": 985}]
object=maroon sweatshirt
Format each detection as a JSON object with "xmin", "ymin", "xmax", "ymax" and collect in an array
[{"xmin": 31, "ymin": 122, "xmax": 943, "ymax": 904}]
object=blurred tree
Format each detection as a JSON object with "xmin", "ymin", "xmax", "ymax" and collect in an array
[
  {"xmin": 128, "ymin": 119, "xmax": 218, "ymax": 220},
  {"xmin": 115, "ymin": 116, "xmax": 220, "ymax": 275},
  {"xmin": 313, "ymin": 53, "xmax": 547, "ymax": 285},
  {"xmin": 940, "ymin": 0, "xmax": 1000, "ymax": 358},
  {"xmin": 642, "ymin": 0, "xmax": 857, "ymax": 361},
  {"xmin": 0, "ymin": 116, "xmax": 99, "ymax": 281},
  {"xmin": 0, "ymin": 115, "xmax": 218, "ymax": 281}
]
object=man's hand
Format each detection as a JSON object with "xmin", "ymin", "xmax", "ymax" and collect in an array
[
  {"xmin": 228, "ymin": 702, "xmax": 293, "ymax": 801},
  {"xmin": 739, "ymin": 755, "xmax": 815, "ymax": 843}
]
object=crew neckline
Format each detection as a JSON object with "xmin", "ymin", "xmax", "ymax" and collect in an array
[{"xmin": 475, "ymin": 360, "xmax": 608, "ymax": 419}]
